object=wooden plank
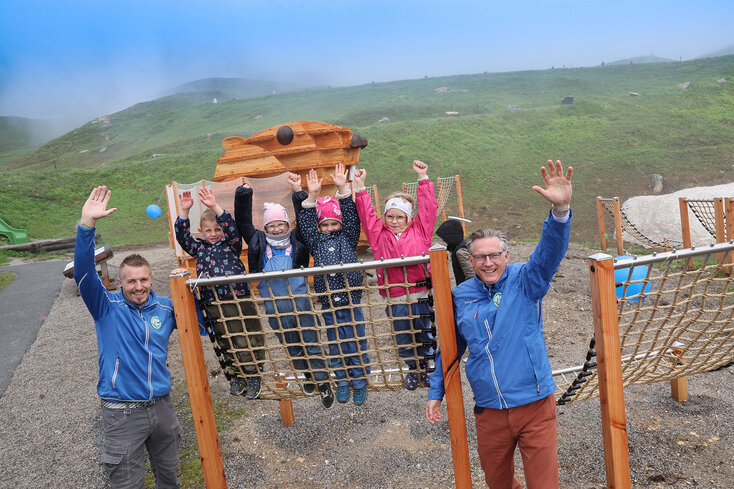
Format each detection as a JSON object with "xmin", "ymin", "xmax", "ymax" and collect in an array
[
  {"xmin": 170, "ymin": 272, "xmax": 228, "ymax": 489},
  {"xmin": 429, "ymin": 244, "xmax": 472, "ymax": 489},
  {"xmin": 597, "ymin": 197, "xmax": 608, "ymax": 252},
  {"xmin": 613, "ymin": 197, "xmax": 624, "ymax": 256},
  {"xmin": 588, "ymin": 254, "xmax": 631, "ymax": 489}
]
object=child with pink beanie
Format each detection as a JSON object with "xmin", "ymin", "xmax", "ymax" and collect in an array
[
  {"xmin": 234, "ymin": 175, "xmax": 335, "ymax": 409},
  {"xmin": 299, "ymin": 164, "xmax": 370, "ymax": 406}
]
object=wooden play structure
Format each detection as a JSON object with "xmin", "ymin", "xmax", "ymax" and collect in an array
[
  {"xmin": 166, "ymin": 121, "xmax": 369, "ymax": 274},
  {"xmin": 596, "ymin": 196, "xmax": 681, "ymax": 255},
  {"xmin": 170, "ymin": 238, "xmax": 734, "ymax": 488},
  {"xmin": 678, "ymin": 197, "xmax": 734, "ymax": 270}
]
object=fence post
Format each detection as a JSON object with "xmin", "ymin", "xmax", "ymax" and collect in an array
[
  {"xmin": 588, "ymin": 254, "xmax": 631, "ymax": 489},
  {"xmin": 429, "ymin": 244, "xmax": 472, "ymax": 488},
  {"xmin": 613, "ymin": 197, "xmax": 624, "ymax": 255},
  {"xmin": 597, "ymin": 197, "xmax": 608, "ymax": 252},
  {"xmin": 169, "ymin": 272, "xmax": 228, "ymax": 489}
]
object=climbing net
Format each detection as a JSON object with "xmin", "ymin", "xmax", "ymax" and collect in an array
[
  {"xmin": 598, "ymin": 197, "xmax": 681, "ymax": 250},
  {"xmin": 189, "ymin": 255, "xmax": 437, "ymax": 400},
  {"xmin": 685, "ymin": 199, "xmax": 720, "ymax": 239},
  {"xmin": 555, "ymin": 242, "xmax": 734, "ymax": 404},
  {"xmin": 402, "ymin": 175, "xmax": 462, "ymax": 221}
]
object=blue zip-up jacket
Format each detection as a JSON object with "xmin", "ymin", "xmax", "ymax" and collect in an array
[
  {"xmin": 74, "ymin": 224, "xmax": 177, "ymax": 402},
  {"xmin": 428, "ymin": 210, "xmax": 571, "ymax": 409}
]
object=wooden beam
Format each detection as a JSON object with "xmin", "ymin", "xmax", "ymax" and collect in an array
[
  {"xmin": 597, "ymin": 197, "xmax": 608, "ymax": 252},
  {"xmin": 429, "ymin": 244, "xmax": 472, "ymax": 489},
  {"xmin": 588, "ymin": 254, "xmax": 631, "ymax": 489},
  {"xmin": 613, "ymin": 197, "xmax": 624, "ymax": 256},
  {"xmin": 170, "ymin": 272, "xmax": 228, "ymax": 489}
]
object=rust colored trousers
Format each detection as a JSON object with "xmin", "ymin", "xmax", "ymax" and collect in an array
[{"xmin": 473, "ymin": 394, "xmax": 559, "ymax": 489}]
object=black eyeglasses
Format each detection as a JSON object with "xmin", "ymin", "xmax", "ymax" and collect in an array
[{"xmin": 470, "ymin": 251, "xmax": 506, "ymax": 264}]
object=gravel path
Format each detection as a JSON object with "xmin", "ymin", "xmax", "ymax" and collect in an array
[{"xmin": 0, "ymin": 242, "xmax": 732, "ymax": 488}]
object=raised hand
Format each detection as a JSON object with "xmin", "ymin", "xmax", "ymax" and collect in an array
[
  {"xmin": 81, "ymin": 185, "xmax": 117, "ymax": 228},
  {"xmin": 198, "ymin": 186, "xmax": 217, "ymax": 209},
  {"xmin": 353, "ymin": 168, "xmax": 367, "ymax": 189},
  {"xmin": 306, "ymin": 169, "xmax": 322, "ymax": 197},
  {"xmin": 412, "ymin": 160, "xmax": 428, "ymax": 179},
  {"xmin": 287, "ymin": 173, "xmax": 302, "ymax": 192},
  {"xmin": 179, "ymin": 191, "xmax": 194, "ymax": 211},
  {"xmin": 330, "ymin": 162, "xmax": 348, "ymax": 193},
  {"xmin": 531, "ymin": 159, "xmax": 573, "ymax": 210}
]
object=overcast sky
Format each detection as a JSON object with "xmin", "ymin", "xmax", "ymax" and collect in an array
[{"xmin": 1, "ymin": 0, "xmax": 732, "ymax": 126}]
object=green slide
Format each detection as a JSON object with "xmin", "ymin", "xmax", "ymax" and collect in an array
[{"xmin": 0, "ymin": 218, "xmax": 30, "ymax": 245}]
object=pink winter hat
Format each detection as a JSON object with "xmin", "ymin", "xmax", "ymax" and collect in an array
[
  {"xmin": 316, "ymin": 196, "xmax": 342, "ymax": 224},
  {"xmin": 263, "ymin": 202, "xmax": 290, "ymax": 227}
]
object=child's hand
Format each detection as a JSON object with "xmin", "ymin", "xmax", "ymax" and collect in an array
[
  {"xmin": 180, "ymin": 191, "xmax": 194, "ymax": 211},
  {"xmin": 353, "ymin": 168, "xmax": 367, "ymax": 189},
  {"xmin": 287, "ymin": 173, "xmax": 302, "ymax": 192},
  {"xmin": 413, "ymin": 160, "xmax": 428, "ymax": 179},
  {"xmin": 198, "ymin": 187, "xmax": 217, "ymax": 209},
  {"xmin": 306, "ymin": 169, "xmax": 322, "ymax": 196},
  {"xmin": 330, "ymin": 162, "xmax": 348, "ymax": 191}
]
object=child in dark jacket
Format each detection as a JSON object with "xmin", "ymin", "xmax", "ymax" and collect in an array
[
  {"xmin": 436, "ymin": 218, "xmax": 474, "ymax": 285},
  {"xmin": 174, "ymin": 187, "xmax": 264, "ymax": 400},
  {"xmin": 234, "ymin": 175, "xmax": 335, "ymax": 409},
  {"xmin": 299, "ymin": 164, "xmax": 371, "ymax": 406}
]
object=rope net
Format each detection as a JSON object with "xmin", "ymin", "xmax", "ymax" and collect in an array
[
  {"xmin": 402, "ymin": 176, "xmax": 458, "ymax": 219},
  {"xmin": 190, "ymin": 255, "xmax": 437, "ymax": 401},
  {"xmin": 599, "ymin": 197, "xmax": 681, "ymax": 250},
  {"xmin": 686, "ymin": 199, "xmax": 719, "ymax": 239},
  {"xmin": 555, "ymin": 243, "xmax": 734, "ymax": 404}
]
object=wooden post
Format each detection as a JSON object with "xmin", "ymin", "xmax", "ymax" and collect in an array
[
  {"xmin": 275, "ymin": 375, "xmax": 295, "ymax": 426},
  {"xmin": 669, "ymin": 345, "xmax": 688, "ymax": 402},
  {"xmin": 679, "ymin": 198, "xmax": 691, "ymax": 249},
  {"xmin": 726, "ymin": 198, "xmax": 734, "ymax": 274},
  {"xmin": 613, "ymin": 197, "xmax": 624, "ymax": 256},
  {"xmin": 170, "ymin": 272, "xmax": 228, "ymax": 489},
  {"xmin": 429, "ymin": 244, "xmax": 472, "ymax": 489},
  {"xmin": 455, "ymin": 176, "xmax": 466, "ymax": 234},
  {"xmin": 588, "ymin": 254, "xmax": 631, "ymax": 489},
  {"xmin": 597, "ymin": 197, "xmax": 608, "ymax": 252},
  {"xmin": 714, "ymin": 198, "xmax": 726, "ymax": 265}
]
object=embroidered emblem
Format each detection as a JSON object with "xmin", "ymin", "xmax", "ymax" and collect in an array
[
  {"xmin": 151, "ymin": 316, "xmax": 162, "ymax": 330},
  {"xmin": 492, "ymin": 292, "xmax": 502, "ymax": 307}
]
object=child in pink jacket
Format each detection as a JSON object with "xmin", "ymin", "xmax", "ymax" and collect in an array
[{"xmin": 353, "ymin": 160, "xmax": 438, "ymax": 390}]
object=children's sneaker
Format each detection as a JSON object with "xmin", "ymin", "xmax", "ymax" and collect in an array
[
  {"xmin": 404, "ymin": 372, "xmax": 418, "ymax": 391},
  {"xmin": 318, "ymin": 383, "xmax": 334, "ymax": 409},
  {"xmin": 245, "ymin": 377, "xmax": 262, "ymax": 400},
  {"xmin": 353, "ymin": 386, "xmax": 367, "ymax": 406},
  {"xmin": 230, "ymin": 377, "xmax": 247, "ymax": 396},
  {"xmin": 336, "ymin": 384, "xmax": 350, "ymax": 403},
  {"xmin": 419, "ymin": 360, "xmax": 432, "ymax": 388},
  {"xmin": 302, "ymin": 372, "xmax": 316, "ymax": 395}
]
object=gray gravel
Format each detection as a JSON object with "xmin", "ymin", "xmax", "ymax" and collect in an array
[{"xmin": 0, "ymin": 243, "xmax": 732, "ymax": 488}]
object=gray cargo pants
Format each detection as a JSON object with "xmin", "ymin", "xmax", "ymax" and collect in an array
[{"xmin": 100, "ymin": 394, "xmax": 183, "ymax": 488}]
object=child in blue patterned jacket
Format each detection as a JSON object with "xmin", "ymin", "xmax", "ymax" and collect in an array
[
  {"xmin": 175, "ymin": 186, "xmax": 265, "ymax": 400},
  {"xmin": 299, "ymin": 163, "xmax": 371, "ymax": 406}
]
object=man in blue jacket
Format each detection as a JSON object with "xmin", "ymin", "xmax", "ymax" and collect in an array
[
  {"xmin": 426, "ymin": 160, "xmax": 573, "ymax": 489},
  {"xmin": 75, "ymin": 185, "xmax": 182, "ymax": 488}
]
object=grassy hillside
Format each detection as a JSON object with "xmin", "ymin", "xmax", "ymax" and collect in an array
[{"xmin": 1, "ymin": 56, "xmax": 733, "ymax": 247}]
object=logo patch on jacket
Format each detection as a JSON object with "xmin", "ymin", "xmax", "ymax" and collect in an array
[
  {"xmin": 151, "ymin": 316, "xmax": 162, "ymax": 330},
  {"xmin": 492, "ymin": 292, "xmax": 502, "ymax": 307}
]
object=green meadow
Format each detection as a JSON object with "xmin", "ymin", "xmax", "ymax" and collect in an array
[{"xmin": 1, "ymin": 56, "xmax": 733, "ymax": 247}]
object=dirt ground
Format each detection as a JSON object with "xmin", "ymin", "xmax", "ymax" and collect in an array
[{"xmin": 0, "ymin": 240, "xmax": 732, "ymax": 488}]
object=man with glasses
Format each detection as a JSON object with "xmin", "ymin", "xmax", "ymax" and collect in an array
[{"xmin": 426, "ymin": 160, "xmax": 573, "ymax": 489}]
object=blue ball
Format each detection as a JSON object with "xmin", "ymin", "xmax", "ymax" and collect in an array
[{"xmin": 146, "ymin": 204, "xmax": 162, "ymax": 219}]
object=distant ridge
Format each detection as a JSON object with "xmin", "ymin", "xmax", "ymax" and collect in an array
[
  {"xmin": 166, "ymin": 77, "xmax": 282, "ymax": 98},
  {"xmin": 607, "ymin": 55, "xmax": 675, "ymax": 66},
  {"xmin": 0, "ymin": 116, "xmax": 70, "ymax": 153},
  {"xmin": 697, "ymin": 44, "xmax": 734, "ymax": 59}
]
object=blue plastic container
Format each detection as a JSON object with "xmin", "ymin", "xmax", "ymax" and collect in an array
[{"xmin": 614, "ymin": 256, "xmax": 651, "ymax": 302}]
